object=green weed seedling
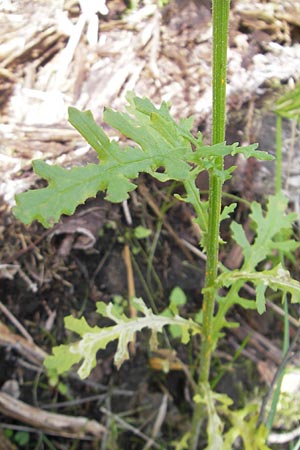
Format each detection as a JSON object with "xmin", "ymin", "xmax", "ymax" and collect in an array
[{"xmin": 13, "ymin": 0, "xmax": 300, "ymax": 448}]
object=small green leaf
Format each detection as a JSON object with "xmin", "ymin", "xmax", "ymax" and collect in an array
[
  {"xmin": 231, "ymin": 143, "xmax": 274, "ymax": 161},
  {"xmin": 161, "ymin": 287, "xmax": 188, "ymax": 338},
  {"xmin": 220, "ymin": 203, "xmax": 237, "ymax": 222},
  {"xmin": 134, "ymin": 225, "xmax": 152, "ymax": 239},
  {"xmin": 58, "ymin": 382, "xmax": 69, "ymax": 396},
  {"xmin": 171, "ymin": 431, "xmax": 191, "ymax": 450},
  {"xmin": 170, "ymin": 286, "xmax": 187, "ymax": 308},
  {"xmin": 14, "ymin": 431, "xmax": 30, "ymax": 446}
]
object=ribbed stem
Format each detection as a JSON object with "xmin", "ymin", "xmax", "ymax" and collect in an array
[{"xmin": 190, "ymin": 0, "xmax": 231, "ymax": 448}]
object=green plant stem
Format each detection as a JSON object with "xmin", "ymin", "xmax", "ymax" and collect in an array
[
  {"xmin": 200, "ymin": 0, "xmax": 230, "ymax": 381},
  {"xmin": 190, "ymin": 0, "xmax": 230, "ymax": 448},
  {"xmin": 275, "ymin": 115, "xmax": 282, "ymax": 193},
  {"xmin": 265, "ymin": 294, "xmax": 288, "ymax": 432}
]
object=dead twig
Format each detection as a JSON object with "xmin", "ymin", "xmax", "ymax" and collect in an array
[
  {"xmin": 0, "ymin": 428, "xmax": 16, "ymax": 450},
  {"xmin": 0, "ymin": 392, "xmax": 105, "ymax": 439},
  {"xmin": 123, "ymin": 243, "xmax": 137, "ymax": 354},
  {"xmin": 100, "ymin": 406, "xmax": 161, "ymax": 449},
  {"xmin": 0, "ymin": 320, "xmax": 46, "ymax": 365},
  {"xmin": 0, "ymin": 302, "xmax": 33, "ymax": 343},
  {"xmin": 268, "ymin": 425, "xmax": 300, "ymax": 445},
  {"xmin": 3, "ymin": 229, "xmax": 53, "ymax": 265},
  {"xmin": 142, "ymin": 393, "xmax": 168, "ymax": 450}
]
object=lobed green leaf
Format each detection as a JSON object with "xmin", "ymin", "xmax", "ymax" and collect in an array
[
  {"xmin": 44, "ymin": 298, "xmax": 201, "ymax": 378},
  {"xmin": 14, "ymin": 94, "xmax": 268, "ymax": 233},
  {"xmin": 231, "ymin": 192, "xmax": 298, "ymax": 270},
  {"xmin": 217, "ymin": 264, "xmax": 300, "ymax": 314}
]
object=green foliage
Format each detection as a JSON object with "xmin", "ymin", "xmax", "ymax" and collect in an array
[
  {"xmin": 218, "ymin": 193, "xmax": 300, "ymax": 314},
  {"xmin": 4, "ymin": 429, "xmax": 30, "ymax": 448},
  {"xmin": 218, "ymin": 264, "xmax": 300, "ymax": 314},
  {"xmin": 133, "ymin": 225, "xmax": 152, "ymax": 239},
  {"xmin": 231, "ymin": 193, "xmax": 299, "ymax": 271},
  {"xmin": 169, "ymin": 286, "xmax": 187, "ymax": 311},
  {"xmin": 14, "ymin": 431, "xmax": 30, "ymax": 447},
  {"xmin": 13, "ymin": 94, "xmax": 271, "ymax": 246},
  {"xmin": 11, "ymin": 0, "xmax": 300, "ymax": 442},
  {"xmin": 211, "ymin": 193, "xmax": 300, "ymax": 342},
  {"xmin": 162, "ymin": 286, "xmax": 187, "ymax": 338},
  {"xmin": 44, "ymin": 297, "xmax": 201, "ymax": 379},
  {"xmin": 194, "ymin": 387, "xmax": 270, "ymax": 450},
  {"xmin": 274, "ymin": 83, "xmax": 300, "ymax": 121},
  {"xmin": 222, "ymin": 404, "xmax": 270, "ymax": 450},
  {"xmin": 171, "ymin": 432, "xmax": 191, "ymax": 450},
  {"xmin": 194, "ymin": 387, "xmax": 225, "ymax": 450},
  {"xmin": 12, "ymin": 91, "xmax": 299, "ymax": 447}
]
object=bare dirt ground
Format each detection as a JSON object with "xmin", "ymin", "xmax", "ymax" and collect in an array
[{"xmin": 0, "ymin": 0, "xmax": 300, "ymax": 448}]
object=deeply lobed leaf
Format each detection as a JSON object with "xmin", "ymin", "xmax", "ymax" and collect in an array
[
  {"xmin": 217, "ymin": 264, "xmax": 300, "ymax": 314},
  {"xmin": 231, "ymin": 193, "xmax": 298, "ymax": 270},
  {"xmin": 44, "ymin": 298, "xmax": 201, "ymax": 379},
  {"xmin": 13, "ymin": 94, "xmax": 271, "ymax": 233}
]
